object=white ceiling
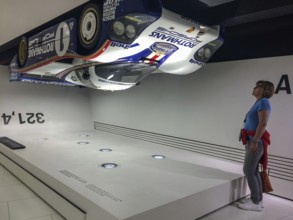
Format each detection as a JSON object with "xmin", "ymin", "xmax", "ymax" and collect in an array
[{"xmin": 0, "ymin": 0, "xmax": 88, "ymax": 45}]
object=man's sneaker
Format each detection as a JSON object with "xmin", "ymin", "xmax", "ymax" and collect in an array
[
  {"xmin": 240, "ymin": 198, "xmax": 264, "ymax": 208},
  {"xmin": 238, "ymin": 200, "xmax": 262, "ymax": 211}
]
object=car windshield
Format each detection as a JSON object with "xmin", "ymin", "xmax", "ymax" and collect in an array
[{"xmin": 94, "ymin": 62, "xmax": 157, "ymax": 84}]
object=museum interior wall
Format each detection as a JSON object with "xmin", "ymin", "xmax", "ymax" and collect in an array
[
  {"xmin": 0, "ymin": 65, "xmax": 92, "ymax": 136},
  {"xmin": 89, "ymin": 56, "xmax": 292, "ymax": 157},
  {"xmin": 0, "ymin": 56, "xmax": 292, "ymax": 201},
  {"xmin": 89, "ymin": 55, "xmax": 293, "ymax": 200}
]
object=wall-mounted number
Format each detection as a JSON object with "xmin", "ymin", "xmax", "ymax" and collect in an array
[
  {"xmin": 1, "ymin": 111, "xmax": 15, "ymax": 125},
  {"xmin": 1, "ymin": 112, "xmax": 45, "ymax": 125}
]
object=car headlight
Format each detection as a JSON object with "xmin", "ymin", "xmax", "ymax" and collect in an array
[
  {"xmin": 204, "ymin": 48, "xmax": 211, "ymax": 59},
  {"xmin": 197, "ymin": 48, "xmax": 205, "ymax": 57},
  {"xmin": 126, "ymin": 24, "xmax": 136, "ymax": 39},
  {"xmin": 113, "ymin": 21, "xmax": 125, "ymax": 36},
  {"xmin": 194, "ymin": 39, "xmax": 223, "ymax": 63},
  {"xmin": 110, "ymin": 13, "xmax": 156, "ymax": 44}
]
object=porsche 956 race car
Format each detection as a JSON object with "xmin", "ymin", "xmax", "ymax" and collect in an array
[{"xmin": 9, "ymin": 0, "xmax": 223, "ymax": 91}]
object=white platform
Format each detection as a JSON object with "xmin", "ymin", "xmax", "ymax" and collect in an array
[{"xmin": 0, "ymin": 131, "xmax": 248, "ymax": 220}]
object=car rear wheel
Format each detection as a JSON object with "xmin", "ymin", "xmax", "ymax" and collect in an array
[
  {"xmin": 17, "ymin": 36, "xmax": 28, "ymax": 67},
  {"xmin": 78, "ymin": 3, "xmax": 101, "ymax": 52}
]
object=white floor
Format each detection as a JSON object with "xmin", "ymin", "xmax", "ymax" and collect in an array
[
  {"xmin": 1, "ymin": 164, "xmax": 293, "ymax": 220},
  {"xmin": 0, "ymin": 131, "xmax": 249, "ymax": 220},
  {"xmin": 0, "ymin": 164, "xmax": 65, "ymax": 220},
  {"xmin": 198, "ymin": 193, "xmax": 293, "ymax": 220}
]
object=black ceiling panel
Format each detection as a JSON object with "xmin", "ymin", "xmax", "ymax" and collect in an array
[{"xmin": 1, "ymin": 0, "xmax": 293, "ymax": 65}]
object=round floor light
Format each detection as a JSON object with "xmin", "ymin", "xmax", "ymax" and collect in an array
[
  {"xmin": 99, "ymin": 149, "xmax": 112, "ymax": 152},
  {"xmin": 37, "ymin": 138, "xmax": 48, "ymax": 141},
  {"xmin": 77, "ymin": 141, "xmax": 89, "ymax": 145},
  {"xmin": 101, "ymin": 163, "xmax": 118, "ymax": 169},
  {"xmin": 79, "ymin": 134, "xmax": 89, "ymax": 138},
  {"xmin": 152, "ymin": 155, "xmax": 166, "ymax": 159}
]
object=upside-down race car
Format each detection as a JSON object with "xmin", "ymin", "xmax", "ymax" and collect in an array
[{"xmin": 9, "ymin": 0, "xmax": 223, "ymax": 91}]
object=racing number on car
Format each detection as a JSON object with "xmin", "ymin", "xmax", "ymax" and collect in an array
[{"xmin": 55, "ymin": 22, "xmax": 70, "ymax": 57}]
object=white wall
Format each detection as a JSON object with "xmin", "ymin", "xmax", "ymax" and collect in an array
[
  {"xmin": 89, "ymin": 55, "xmax": 293, "ymax": 159},
  {"xmin": 89, "ymin": 55, "xmax": 293, "ymax": 199},
  {"xmin": 0, "ymin": 65, "xmax": 92, "ymax": 135},
  {"xmin": 1, "ymin": 55, "xmax": 292, "ymax": 199}
]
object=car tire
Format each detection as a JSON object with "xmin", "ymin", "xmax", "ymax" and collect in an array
[
  {"xmin": 17, "ymin": 36, "xmax": 28, "ymax": 67},
  {"xmin": 78, "ymin": 3, "xmax": 101, "ymax": 52}
]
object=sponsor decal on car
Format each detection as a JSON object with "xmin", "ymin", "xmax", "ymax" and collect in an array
[
  {"xmin": 189, "ymin": 58, "xmax": 204, "ymax": 66},
  {"xmin": 28, "ymin": 38, "xmax": 39, "ymax": 47},
  {"xmin": 110, "ymin": 41, "xmax": 131, "ymax": 49},
  {"xmin": 43, "ymin": 32, "xmax": 55, "ymax": 41},
  {"xmin": 28, "ymin": 21, "xmax": 72, "ymax": 59},
  {"xmin": 150, "ymin": 42, "xmax": 178, "ymax": 55},
  {"xmin": 28, "ymin": 33, "xmax": 55, "ymax": 58},
  {"xmin": 103, "ymin": 0, "xmax": 123, "ymax": 21},
  {"xmin": 20, "ymin": 78, "xmax": 75, "ymax": 86},
  {"xmin": 28, "ymin": 42, "xmax": 54, "ymax": 58},
  {"xmin": 144, "ymin": 42, "xmax": 178, "ymax": 65},
  {"xmin": 148, "ymin": 27, "xmax": 202, "ymax": 48}
]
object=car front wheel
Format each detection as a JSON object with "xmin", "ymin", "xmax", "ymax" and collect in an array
[{"xmin": 78, "ymin": 3, "xmax": 101, "ymax": 52}]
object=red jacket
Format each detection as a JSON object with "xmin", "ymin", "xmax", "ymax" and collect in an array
[{"xmin": 241, "ymin": 129, "xmax": 271, "ymax": 170}]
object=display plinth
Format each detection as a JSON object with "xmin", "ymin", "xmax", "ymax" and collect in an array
[{"xmin": 0, "ymin": 131, "xmax": 248, "ymax": 220}]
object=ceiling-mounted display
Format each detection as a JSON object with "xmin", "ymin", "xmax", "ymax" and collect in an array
[{"xmin": 9, "ymin": 0, "xmax": 223, "ymax": 91}]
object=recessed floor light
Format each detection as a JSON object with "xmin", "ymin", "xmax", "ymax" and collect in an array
[
  {"xmin": 100, "ymin": 149, "xmax": 112, "ymax": 152},
  {"xmin": 152, "ymin": 155, "xmax": 166, "ymax": 159},
  {"xmin": 77, "ymin": 141, "xmax": 89, "ymax": 145},
  {"xmin": 79, "ymin": 134, "xmax": 89, "ymax": 138},
  {"xmin": 37, "ymin": 138, "xmax": 48, "ymax": 141},
  {"xmin": 101, "ymin": 163, "xmax": 118, "ymax": 169}
]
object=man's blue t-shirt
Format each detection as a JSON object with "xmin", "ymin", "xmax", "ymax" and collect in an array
[{"xmin": 244, "ymin": 98, "xmax": 271, "ymax": 131}]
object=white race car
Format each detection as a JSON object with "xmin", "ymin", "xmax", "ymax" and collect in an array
[{"xmin": 9, "ymin": 0, "xmax": 223, "ymax": 91}]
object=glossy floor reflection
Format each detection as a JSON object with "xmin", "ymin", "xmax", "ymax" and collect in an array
[
  {"xmin": 1, "ymin": 164, "xmax": 293, "ymax": 220},
  {"xmin": 0, "ymin": 164, "xmax": 65, "ymax": 220},
  {"xmin": 198, "ymin": 193, "xmax": 293, "ymax": 220}
]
